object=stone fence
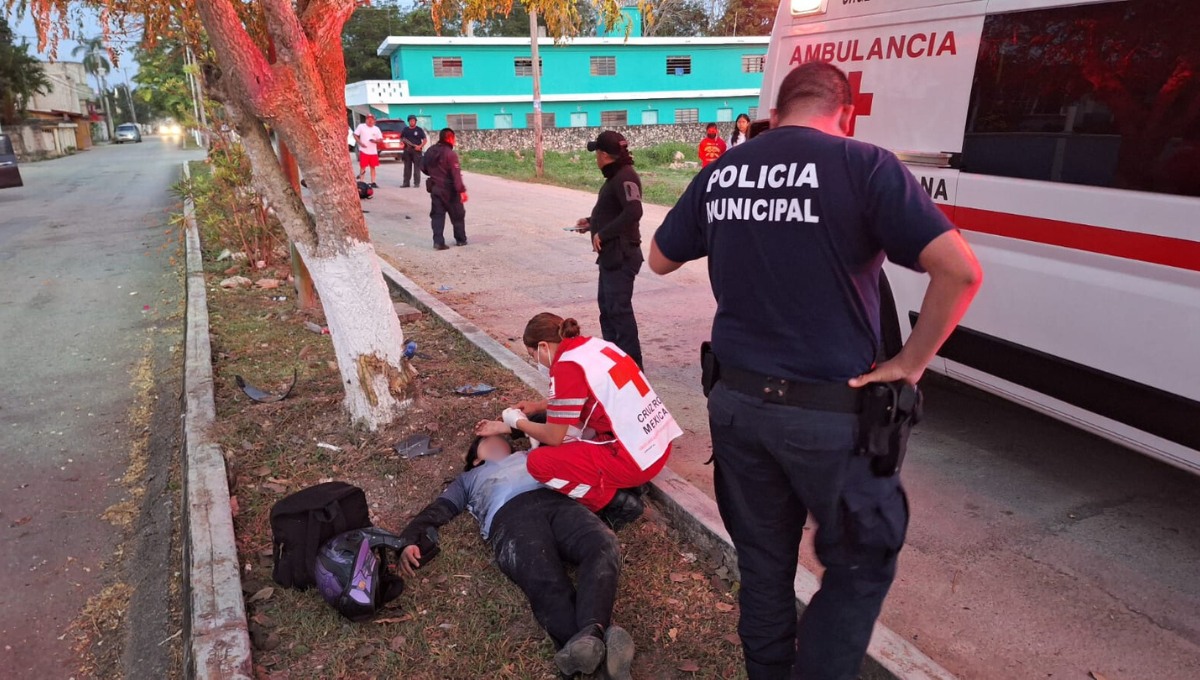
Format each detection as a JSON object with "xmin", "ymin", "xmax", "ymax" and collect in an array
[{"xmin": 456, "ymin": 122, "xmax": 737, "ymax": 153}]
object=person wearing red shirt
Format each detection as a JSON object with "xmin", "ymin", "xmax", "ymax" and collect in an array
[
  {"xmin": 476, "ymin": 313, "xmax": 682, "ymax": 531},
  {"xmin": 698, "ymin": 122, "xmax": 727, "ymax": 167}
]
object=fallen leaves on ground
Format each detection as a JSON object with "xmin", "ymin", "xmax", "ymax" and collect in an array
[{"xmin": 248, "ymin": 587, "xmax": 274, "ymax": 603}]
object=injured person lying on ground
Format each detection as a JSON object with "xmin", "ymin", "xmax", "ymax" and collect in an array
[{"xmin": 396, "ymin": 431, "xmax": 636, "ymax": 680}]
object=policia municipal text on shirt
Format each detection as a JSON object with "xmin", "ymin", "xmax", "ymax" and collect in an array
[
  {"xmin": 650, "ymin": 62, "xmax": 983, "ymax": 680},
  {"xmin": 572, "ymin": 131, "xmax": 646, "ymax": 369}
]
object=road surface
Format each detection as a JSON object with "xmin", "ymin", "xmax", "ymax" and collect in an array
[
  {"xmin": 363, "ymin": 163, "xmax": 1200, "ymax": 680},
  {"xmin": 0, "ymin": 138, "xmax": 196, "ymax": 678}
]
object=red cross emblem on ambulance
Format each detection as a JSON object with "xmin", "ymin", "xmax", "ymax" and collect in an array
[{"xmin": 847, "ymin": 71, "xmax": 874, "ymax": 137}]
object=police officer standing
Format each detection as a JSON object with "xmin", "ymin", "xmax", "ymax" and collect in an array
[
  {"xmin": 575, "ymin": 131, "xmax": 645, "ymax": 368},
  {"xmin": 649, "ymin": 62, "xmax": 983, "ymax": 679},
  {"xmin": 400, "ymin": 114, "xmax": 427, "ymax": 188},
  {"xmin": 421, "ymin": 128, "xmax": 468, "ymax": 251}
]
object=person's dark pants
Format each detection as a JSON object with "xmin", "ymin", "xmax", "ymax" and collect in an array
[
  {"xmin": 430, "ymin": 194, "xmax": 466, "ymax": 247},
  {"xmin": 708, "ymin": 382, "xmax": 908, "ymax": 680},
  {"xmin": 402, "ymin": 148, "xmax": 422, "ymax": 187},
  {"xmin": 597, "ymin": 247, "xmax": 643, "ymax": 368},
  {"xmin": 488, "ymin": 489, "xmax": 621, "ymax": 648}
]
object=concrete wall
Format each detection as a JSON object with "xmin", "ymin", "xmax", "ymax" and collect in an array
[
  {"xmin": 455, "ymin": 121, "xmax": 737, "ymax": 153},
  {"xmin": 384, "ymin": 96, "xmax": 760, "ymax": 131},
  {"xmin": 7, "ymin": 120, "xmax": 85, "ymax": 160}
]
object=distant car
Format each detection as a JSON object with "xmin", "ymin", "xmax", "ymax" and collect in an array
[
  {"xmin": 375, "ymin": 119, "xmax": 407, "ymax": 161},
  {"xmin": 114, "ymin": 123, "xmax": 142, "ymax": 144},
  {"xmin": 158, "ymin": 123, "xmax": 183, "ymax": 136},
  {"xmin": 0, "ymin": 133, "xmax": 22, "ymax": 189}
]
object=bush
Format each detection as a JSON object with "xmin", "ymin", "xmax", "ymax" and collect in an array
[{"xmin": 637, "ymin": 142, "xmax": 695, "ymax": 165}]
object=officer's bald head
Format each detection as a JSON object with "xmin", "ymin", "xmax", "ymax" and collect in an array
[{"xmin": 774, "ymin": 62, "xmax": 854, "ymax": 134}]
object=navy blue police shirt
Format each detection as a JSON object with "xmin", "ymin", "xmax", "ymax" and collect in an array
[
  {"xmin": 654, "ymin": 125, "xmax": 953, "ymax": 383},
  {"xmin": 400, "ymin": 125, "xmax": 427, "ymax": 149}
]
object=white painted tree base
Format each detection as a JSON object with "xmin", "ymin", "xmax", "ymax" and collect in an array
[{"xmin": 298, "ymin": 239, "xmax": 408, "ymax": 429}]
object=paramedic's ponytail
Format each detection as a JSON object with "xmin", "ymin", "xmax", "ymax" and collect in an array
[
  {"xmin": 523, "ymin": 312, "xmax": 579, "ymax": 348},
  {"xmin": 559, "ymin": 318, "xmax": 581, "ymax": 340}
]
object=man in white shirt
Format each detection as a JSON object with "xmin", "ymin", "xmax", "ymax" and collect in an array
[{"xmin": 353, "ymin": 114, "xmax": 384, "ymax": 187}]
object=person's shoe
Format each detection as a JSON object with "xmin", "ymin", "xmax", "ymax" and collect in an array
[
  {"xmin": 554, "ymin": 624, "xmax": 605, "ymax": 676},
  {"xmin": 597, "ymin": 490, "xmax": 644, "ymax": 532},
  {"xmin": 370, "ymin": 182, "xmax": 379, "ymax": 188},
  {"xmin": 455, "ymin": 240, "xmax": 468, "ymax": 247},
  {"xmin": 600, "ymin": 625, "xmax": 635, "ymax": 680},
  {"xmin": 434, "ymin": 244, "xmax": 450, "ymax": 251}
]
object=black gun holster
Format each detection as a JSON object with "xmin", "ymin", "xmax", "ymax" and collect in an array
[
  {"xmin": 855, "ymin": 381, "xmax": 923, "ymax": 477},
  {"xmin": 700, "ymin": 341, "xmax": 721, "ymax": 397}
]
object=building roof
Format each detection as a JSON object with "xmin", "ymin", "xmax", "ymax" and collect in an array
[{"xmin": 378, "ymin": 35, "xmax": 771, "ymax": 57}]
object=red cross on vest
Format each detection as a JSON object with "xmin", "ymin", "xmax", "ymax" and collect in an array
[
  {"xmin": 601, "ymin": 347, "xmax": 649, "ymax": 397},
  {"xmin": 847, "ymin": 71, "xmax": 874, "ymax": 137}
]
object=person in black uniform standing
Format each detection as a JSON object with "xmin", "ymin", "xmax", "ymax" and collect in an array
[
  {"xmin": 649, "ymin": 62, "xmax": 983, "ymax": 680},
  {"xmin": 400, "ymin": 114, "xmax": 428, "ymax": 188},
  {"xmin": 421, "ymin": 128, "xmax": 468, "ymax": 251},
  {"xmin": 574, "ymin": 131, "xmax": 645, "ymax": 368}
]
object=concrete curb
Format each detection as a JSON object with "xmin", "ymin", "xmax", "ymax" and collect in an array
[
  {"xmin": 376, "ymin": 256, "xmax": 956, "ymax": 680},
  {"xmin": 181, "ymin": 162, "xmax": 253, "ymax": 679}
]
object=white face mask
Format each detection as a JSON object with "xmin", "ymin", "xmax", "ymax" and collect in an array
[{"xmin": 537, "ymin": 344, "xmax": 552, "ymax": 378}]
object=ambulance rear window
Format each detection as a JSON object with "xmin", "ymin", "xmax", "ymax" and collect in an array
[{"xmin": 961, "ymin": 0, "xmax": 1200, "ymax": 198}]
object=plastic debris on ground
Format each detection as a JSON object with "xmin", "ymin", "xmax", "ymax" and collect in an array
[
  {"xmin": 403, "ymin": 341, "xmax": 417, "ymax": 359},
  {"xmin": 455, "ymin": 383, "xmax": 497, "ymax": 397},
  {"xmin": 235, "ymin": 369, "xmax": 298, "ymax": 403},
  {"xmin": 316, "ymin": 442, "xmax": 341, "ymax": 452},
  {"xmin": 305, "ymin": 321, "xmax": 330, "ymax": 335},
  {"xmin": 393, "ymin": 434, "xmax": 443, "ymax": 460}
]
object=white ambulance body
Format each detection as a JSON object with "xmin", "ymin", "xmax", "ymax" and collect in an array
[{"xmin": 761, "ymin": 0, "xmax": 1200, "ymax": 473}]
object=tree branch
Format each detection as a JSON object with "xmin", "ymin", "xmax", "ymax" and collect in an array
[{"xmin": 195, "ymin": 0, "xmax": 278, "ymax": 112}]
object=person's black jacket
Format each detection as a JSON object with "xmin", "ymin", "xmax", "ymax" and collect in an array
[
  {"xmin": 421, "ymin": 142, "xmax": 466, "ymax": 203},
  {"xmin": 589, "ymin": 161, "xmax": 643, "ymax": 269}
]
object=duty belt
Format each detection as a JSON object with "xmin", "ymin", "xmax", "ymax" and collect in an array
[{"xmin": 719, "ymin": 365, "xmax": 862, "ymax": 414}]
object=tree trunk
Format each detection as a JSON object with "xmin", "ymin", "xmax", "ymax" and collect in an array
[{"xmin": 196, "ymin": 0, "xmax": 413, "ymax": 429}]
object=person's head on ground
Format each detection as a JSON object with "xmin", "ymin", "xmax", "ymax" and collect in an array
[
  {"xmin": 407, "ymin": 115, "xmax": 418, "ymax": 128},
  {"xmin": 464, "ymin": 434, "xmax": 514, "ymax": 471},
  {"xmin": 365, "ymin": 114, "xmax": 376, "ymax": 126},
  {"xmin": 705, "ymin": 123, "xmax": 719, "ymax": 140},
  {"xmin": 586, "ymin": 130, "xmax": 632, "ymax": 170},
  {"xmin": 439, "ymin": 127, "xmax": 456, "ymax": 147},
  {"xmin": 523, "ymin": 313, "xmax": 582, "ymax": 373},
  {"xmin": 771, "ymin": 61, "xmax": 854, "ymax": 137}
]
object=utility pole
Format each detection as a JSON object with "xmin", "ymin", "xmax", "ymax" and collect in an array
[
  {"xmin": 121, "ymin": 66, "xmax": 138, "ymax": 125},
  {"xmin": 98, "ymin": 70, "xmax": 115, "ymax": 139},
  {"xmin": 529, "ymin": 9, "xmax": 544, "ymax": 179}
]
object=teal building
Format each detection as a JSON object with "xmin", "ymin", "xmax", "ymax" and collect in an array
[{"xmin": 345, "ymin": 11, "xmax": 768, "ymax": 131}]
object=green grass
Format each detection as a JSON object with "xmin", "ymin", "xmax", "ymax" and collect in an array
[{"xmin": 461, "ymin": 142, "xmax": 701, "ymax": 206}]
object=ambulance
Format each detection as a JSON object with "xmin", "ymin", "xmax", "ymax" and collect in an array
[{"xmin": 759, "ymin": 0, "xmax": 1200, "ymax": 474}]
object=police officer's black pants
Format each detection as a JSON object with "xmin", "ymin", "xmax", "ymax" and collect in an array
[
  {"xmin": 708, "ymin": 382, "xmax": 908, "ymax": 680},
  {"xmin": 596, "ymin": 248, "xmax": 643, "ymax": 368},
  {"xmin": 487, "ymin": 488, "xmax": 621, "ymax": 649},
  {"xmin": 430, "ymin": 194, "xmax": 466, "ymax": 247},
  {"xmin": 402, "ymin": 149, "xmax": 422, "ymax": 186}
]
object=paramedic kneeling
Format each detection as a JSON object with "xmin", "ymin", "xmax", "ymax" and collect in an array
[
  {"xmin": 485, "ymin": 313, "xmax": 682, "ymax": 531},
  {"xmin": 649, "ymin": 62, "xmax": 983, "ymax": 680}
]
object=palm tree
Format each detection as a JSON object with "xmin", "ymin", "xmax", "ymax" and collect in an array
[
  {"xmin": 72, "ymin": 36, "xmax": 115, "ymax": 139},
  {"xmin": 0, "ymin": 20, "xmax": 51, "ymax": 124}
]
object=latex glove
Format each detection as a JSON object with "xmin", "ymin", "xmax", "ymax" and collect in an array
[{"xmin": 502, "ymin": 408, "xmax": 528, "ymax": 430}]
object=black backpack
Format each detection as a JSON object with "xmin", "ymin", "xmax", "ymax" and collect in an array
[
  {"xmin": 357, "ymin": 180, "xmax": 373, "ymax": 199},
  {"xmin": 270, "ymin": 482, "xmax": 371, "ymax": 590}
]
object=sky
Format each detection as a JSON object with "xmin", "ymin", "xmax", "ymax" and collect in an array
[{"xmin": 4, "ymin": 6, "xmax": 140, "ymax": 85}]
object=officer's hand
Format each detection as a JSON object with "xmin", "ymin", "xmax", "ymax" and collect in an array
[
  {"xmin": 461, "ymin": 192, "xmax": 469, "ymax": 203},
  {"xmin": 593, "ymin": 234, "xmax": 602, "ymax": 252},
  {"xmin": 400, "ymin": 545, "xmax": 421, "ymax": 578},
  {"xmin": 848, "ymin": 357, "xmax": 923, "ymax": 388},
  {"xmin": 575, "ymin": 218, "xmax": 590, "ymax": 230}
]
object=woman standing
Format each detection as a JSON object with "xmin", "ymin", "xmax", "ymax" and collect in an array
[
  {"xmin": 729, "ymin": 113, "xmax": 752, "ymax": 148},
  {"xmin": 476, "ymin": 313, "xmax": 682, "ymax": 530}
]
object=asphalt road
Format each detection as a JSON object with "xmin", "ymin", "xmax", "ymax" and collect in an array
[
  {"xmin": 364, "ymin": 163, "xmax": 1200, "ymax": 680},
  {"xmin": 0, "ymin": 138, "xmax": 198, "ymax": 677}
]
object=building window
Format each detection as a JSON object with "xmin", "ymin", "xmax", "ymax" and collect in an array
[
  {"xmin": 717, "ymin": 108, "xmax": 733, "ymax": 122},
  {"xmin": 514, "ymin": 57, "xmax": 542, "ymax": 77},
  {"xmin": 666, "ymin": 55, "xmax": 691, "ymax": 76},
  {"xmin": 641, "ymin": 110, "xmax": 659, "ymax": 125},
  {"xmin": 962, "ymin": 1, "xmax": 1199, "ymax": 197},
  {"xmin": 748, "ymin": 106, "xmax": 759, "ymax": 120},
  {"xmin": 570, "ymin": 112, "xmax": 589, "ymax": 127},
  {"xmin": 494, "ymin": 113, "xmax": 514, "ymax": 129},
  {"xmin": 742, "ymin": 54, "xmax": 765, "ymax": 73},
  {"xmin": 433, "ymin": 57, "xmax": 463, "ymax": 78},
  {"xmin": 446, "ymin": 114, "xmax": 478, "ymax": 130},
  {"xmin": 525, "ymin": 112, "xmax": 556, "ymax": 128},
  {"xmin": 676, "ymin": 108, "xmax": 699, "ymax": 124},
  {"xmin": 590, "ymin": 56, "xmax": 617, "ymax": 77},
  {"xmin": 601, "ymin": 110, "xmax": 627, "ymax": 127},
  {"xmin": 416, "ymin": 115, "xmax": 433, "ymax": 130}
]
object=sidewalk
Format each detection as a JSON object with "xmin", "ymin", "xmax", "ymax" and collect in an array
[{"xmin": 362, "ymin": 164, "xmax": 1200, "ymax": 680}]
